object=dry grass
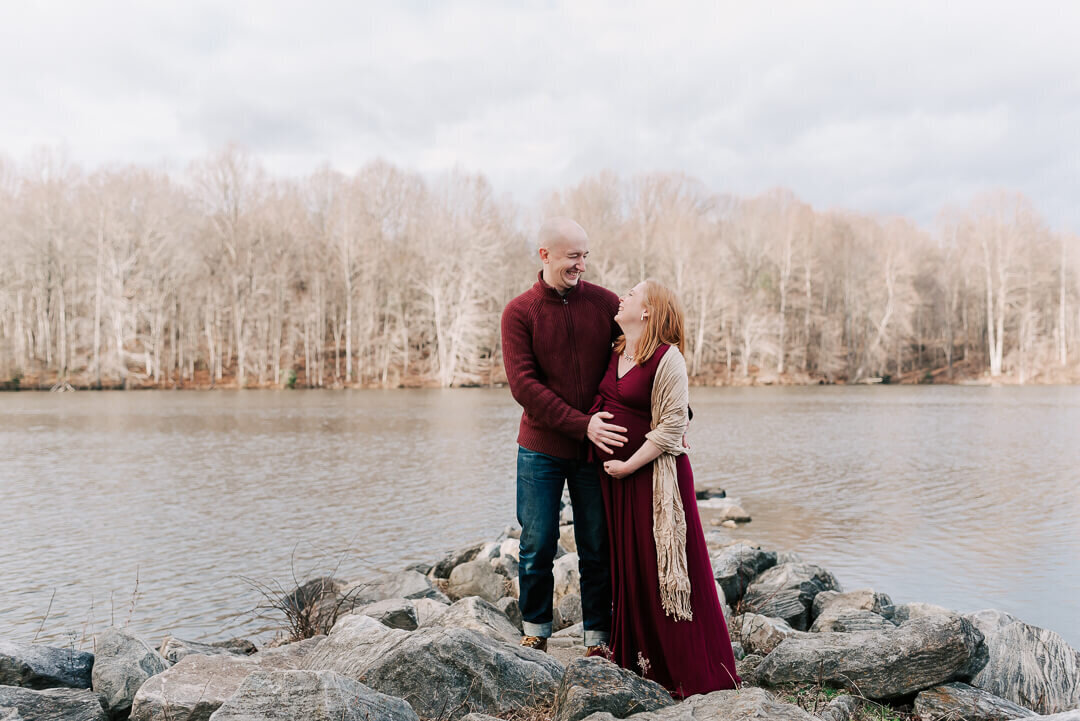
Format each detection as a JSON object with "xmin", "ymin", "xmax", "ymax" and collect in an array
[{"xmin": 772, "ymin": 682, "xmax": 917, "ymax": 721}]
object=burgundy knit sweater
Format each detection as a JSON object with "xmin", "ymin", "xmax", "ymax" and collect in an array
[{"xmin": 501, "ymin": 271, "xmax": 620, "ymax": 460}]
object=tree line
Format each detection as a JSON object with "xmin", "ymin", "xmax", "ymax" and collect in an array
[{"xmin": 1, "ymin": 147, "xmax": 1077, "ymax": 389}]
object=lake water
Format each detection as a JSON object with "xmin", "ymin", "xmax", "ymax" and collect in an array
[{"xmin": 1, "ymin": 387, "xmax": 1078, "ymax": 649}]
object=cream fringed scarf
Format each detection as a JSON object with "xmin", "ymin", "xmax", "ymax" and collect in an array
[{"xmin": 644, "ymin": 346, "xmax": 693, "ymax": 622}]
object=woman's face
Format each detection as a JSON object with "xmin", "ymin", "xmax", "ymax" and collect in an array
[{"xmin": 615, "ymin": 281, "xmax": 648, "ymax": 326}]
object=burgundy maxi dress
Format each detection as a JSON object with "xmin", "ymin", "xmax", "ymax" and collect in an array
[{"xmin": 591, "ymin": 344, "xmax": 740, "ymax": 697}]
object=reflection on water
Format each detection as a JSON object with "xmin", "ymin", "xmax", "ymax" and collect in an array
[{"xmin": 1, "ymin": 386, "xmax": 1077, "ymax": 648}]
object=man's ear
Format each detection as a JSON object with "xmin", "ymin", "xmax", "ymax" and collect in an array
[{"xmin": 538, "ymin": 247, "xmax": 550, "ymax": 263}]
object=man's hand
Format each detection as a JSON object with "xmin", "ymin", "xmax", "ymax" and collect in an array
[
  {"xmin": 588, "ymin": 412, "xmax": 628, "ymax": 455},
  {"xmin": 603, "ymin": 459, "xmax": 632, "ymax": 479}
]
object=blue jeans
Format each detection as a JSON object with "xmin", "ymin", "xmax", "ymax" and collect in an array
[{"xmin": 516, "ymin": 446, "xmax": 611, "ymax": 646}]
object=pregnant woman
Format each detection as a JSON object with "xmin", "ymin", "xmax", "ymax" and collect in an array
[{"xmin": 592, "ymin": 279, "xmax": 740, "ymax": 697}]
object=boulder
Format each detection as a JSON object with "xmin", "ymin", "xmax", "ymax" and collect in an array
[
  {"xmin": 0, "ymin": 640, "xmax": 94, "ymax": 689},
  {"xmin": 810, "ymin": 609, "xmax": 897, "ymax": 633},
  {"xmin": 499, "ymin": 538, "xmax": 520, "ymax": 561},
  {"xmin": 431, "ymin": 542, "xmax": 486, "ymax": 579},
  {"xmin": 892, "ymin": 602, "xmax": 954, "ymax": 624},
  {"xmin": 91, "ymin": 627, "xmax": 170, "ymax": 719},
  {"xmin": 731, "ymin": 613, "xmax": 807, "ymax": 656},
  {"xmin": 754, "ymin": 614, "xmax": 986, "ymax": 699},
  {"xmin": 554, "ymin": 553, "xmax": 580, "ymax": 605},
  {"xmin": 316, "ymin": 623, "xmax": 564, "ymax": 720},
  {"xmin": 496, "ymin": 597, "xmax": 524, "ymax": 633},
  {"xmin": 741, "ymin": 562, "xmax": 842, "ymax": 630},
  {"xmin": 971, "ymin": 621, "xmax": 1080, "ymax": 715},
  {"xmin": 411, "ymin": 597, "xmax": 450, "ymax": 627},
  {"xmin": 694, "ymin": 486, "xmax": 726, "ymax": 500},
  {"xmin": 966, "ymin": 609, "xmax": 1022, "ymax": 637},
  {"xmin": 351, "ymin": 598, "xmax": 419, "ymax": 630},
  {"xmin": 159, "ymin": 637, "xmax": 253, "ymax": 665},
  {"xmin": 419, "ymin": 597, "xmax": 522, "ymax": 645},
  {"xmin": 730, "ymin": 642, "xmax": 745, "ymax": 661},
  {"xmin": 344, "ymin": 570, "xmax": 450, "ymax": 605},
  {"xmin": 552, "ymin": 657, "xmax": 673, "ymax": 721},
  {"xmin": 709, "ymin": 543, "xmax": 777, "ymax": 605},
  {"xmin": 130, "ymin": 637, "xmax": 323, "ymax": 721},
  {"xmin": 206, "ymin": 669, "xmax": 418, "ymax": 721},
  {"xmin": 811, "ymin": 588, "xmax": 895, "ymax": 621},
  {"xmin": 448, "ymin": 560, "xmax": 507, "ymax": 603},
  {"xmin": 578, "ymin": 687, "xmax": 817, "ymax": 721},
  {"xmin": 914, "ymin": 682, "xmax": 1036, "ymax": 721},
  {"xmin": 491, "ymin": 554, "xmax": 519, "ymax": 579},
  {"xmin": 0, "ymin": 686, "xmax": 106, "ymax": 721},
  {"xmin": 557, "ymin": 593, "xmax": 583, "ymax": 630}
]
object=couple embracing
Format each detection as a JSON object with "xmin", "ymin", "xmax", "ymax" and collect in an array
[{"xmin": 500, "ymin": 218, "xmax": 740, "ymax": 698}]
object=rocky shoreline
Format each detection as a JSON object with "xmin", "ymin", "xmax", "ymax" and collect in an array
[{"xmin": 3, "ymin": 525, "xmax": 1079, "ymax": 721}]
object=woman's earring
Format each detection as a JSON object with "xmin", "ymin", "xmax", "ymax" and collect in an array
[{"xmin": 640, "ymin": 311, "xmax": 647, "ymax": 321}]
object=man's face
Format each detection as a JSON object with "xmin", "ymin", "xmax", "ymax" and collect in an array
[{"xmin": 540, "ymin": 235, "xmax": 589, "ymax": 292}]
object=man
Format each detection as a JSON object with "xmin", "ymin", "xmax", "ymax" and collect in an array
[{"xmin": 500, "ymin": 217, "xmax": 628, "ymax": 654}]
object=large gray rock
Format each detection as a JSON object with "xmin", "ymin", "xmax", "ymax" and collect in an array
[
  {"xmin": 362, "ymin": 628, "xmax": 563, "ymax": 719},
  {"xmin": 755, "ymin": 614, "xmax": 986, "ymax": 699},
  {"xmin": 1029, "ymin": 713, "xmax": 1080, "ymax": 720},
  {"xmin": 0, "ymin": 641, "xmax": 94, "ymax": 689},
  {"xmin": 552, "ymin": 657, "xmax": 673, "ymax": 721},
  {"xmin": 302, "ymin": 615, "xmax": 410, "ymax": 679},
  {"xmin": 892, "ymin": 602, "xmax": 954, "ymax": 624},
  {"xmin": 966, "ymin": 609, "xmax": 1021, "ymax": 637},
  {"xmin": 709, "ymin": 542, "xmax": 777, "ymax": 605},
  {"xmin": 431, "ymin": 542, "xmax": 487, "ymax": 579},
  {"xmin": 91, "ymin": 627, "xmax": 170, "ymax": 718},
  {"xmin": 0, "ymin": 686, "xmax": 106, "ymax": 721},
  {"xmin": 344, "ymin": 570, "xmax": 450, "ymax": 605},
  {"xmin": 411, "ymin": 597, "xmax": 450, "ymax": 626},
  {"xmin": 130, "ymin": 637, "xmax": 323, "ymax": 721},
  {"xmin": 741, "ymin": 562, "xmax": 842, "ymax": 630},
  {"xmin": 971, "ymin": 621, "xmax": 1080, "ymax": 715},
  {"xmin": 158, "ymin": 637, "xmax": 254, "ymax": 665},
  {"xmin": 419, "ymin": 596, "xmax": 521, "ymax": 645},
  {"xmin": 351, "ymin": 598, "xmax": 420, "ymax": 630},
  {"xmin": 447, "ymin": 560, "xmax": 507, "ymax": 603},
  {"xmin": 579, "ymin": 687, "xmax": 817, "ymax": 721},
  {"xmin": 810, "ymin": 609, "xmax": 897, "ymax": 633},
  {"xmin": 207, "ymin": 669, "xmax": 418, "ymax": 721},
  {"xmin": 731, "ymin": 613, "xmax": 807, "ymax": 656},
  {"xmin": 306, "ymin": 616, "xmax": 564, "ymax": 720},
  {"xmin": 811, "ymin": 588, "xmax": 895, "ymax": 621},
  {"xmin": 496, "ymin": 597, "xmax": 524, "ymax": 633},
  {"xmin": 914, "ymin": 682, "xmax": 1036, "ymax": 721}
]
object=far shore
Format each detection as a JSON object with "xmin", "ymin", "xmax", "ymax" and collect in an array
[{"xmin": 5, "ymin": 359, "xmax": 1078, "ymax": 392}]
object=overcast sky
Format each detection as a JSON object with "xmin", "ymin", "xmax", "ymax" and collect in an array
[{"xmin": 2, "ymin": 1, "xmax": 1078, "ymax": 230}]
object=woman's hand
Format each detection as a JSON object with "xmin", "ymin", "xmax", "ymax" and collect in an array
[{"xmin": 603, "ymin": 459, "xmax": 632, "ymax": 479}]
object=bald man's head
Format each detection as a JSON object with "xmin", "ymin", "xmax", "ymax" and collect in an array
[{"xmin": 538, "ymin": 217, "xmax": 589, "ymax": 293}]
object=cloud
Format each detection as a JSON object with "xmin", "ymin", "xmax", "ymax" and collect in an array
[{"xmin": 0, "ymin": 0, "xmax": 1077, "ymax": 230}]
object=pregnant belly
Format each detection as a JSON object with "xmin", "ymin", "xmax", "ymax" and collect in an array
[{"xmin": 605, "ymin": 404, "xmax": 653, "ymax": 463}]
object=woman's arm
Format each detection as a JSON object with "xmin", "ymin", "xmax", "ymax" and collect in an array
[{"xmin": 602, "ymin": 439, "xmax": 662, "ymax": 479}]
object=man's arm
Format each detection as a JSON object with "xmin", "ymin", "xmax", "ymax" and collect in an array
[{"xmin": 501, "ymin": 303, "xmax": 592, "ymax": 439}]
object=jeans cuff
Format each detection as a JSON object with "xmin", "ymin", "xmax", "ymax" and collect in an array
[
  {"xmin": 583, "ymin": 629, "xmax": 610, "ymax": 646},
  {"xmin": 522, "ymin": 621, "xmax": 552, "ymax": 638}
]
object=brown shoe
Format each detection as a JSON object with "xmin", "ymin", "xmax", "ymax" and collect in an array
[
  {"xmin": 585, "ymin": 644, "xmax": 612, "ymax": 659},
  {"xmin": 520, "ymin": 635, "xmax": 548, "ymax": 652}
]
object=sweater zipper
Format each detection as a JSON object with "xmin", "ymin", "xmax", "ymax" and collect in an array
[{"xmin": 563, "ymin": 296, "xmax": 585, "ymax": 408}]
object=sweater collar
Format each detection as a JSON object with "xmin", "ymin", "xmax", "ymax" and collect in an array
[{"xmin": 534, "ymin": 269, "xmax": 582, "ymax": 301}]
